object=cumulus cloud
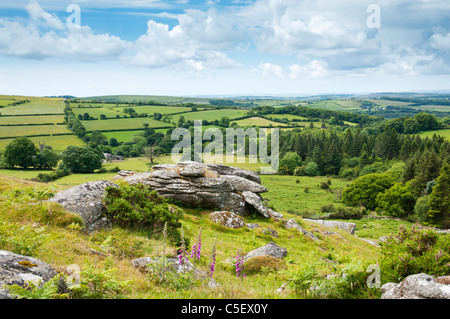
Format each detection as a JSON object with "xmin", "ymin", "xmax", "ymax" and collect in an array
[
  {"xmin": 123, "ymin": 19, "xmax": 238, "ymax": 70},
  {"xmin": 1, "ymin": 0, "xmax": 450, "ymax": 77},
  {"xmin": 256, "ymin": 60, "xmax": 329, "ymax": 79},
  {"xmin": 0, "ymin": 1, "xmax": 128, "ymax": 61}
]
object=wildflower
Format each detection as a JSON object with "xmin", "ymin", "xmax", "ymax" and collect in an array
[
  {"xmin": 178, "ymin": 227, "xmax": 188, "ymax": 266},
  {"xmin": 190, "ymin": 227, "xmax": 202, "ymax": 261},
  {"xmin": 209, "ymin": 238, "xmax": 217, "ymax": 277},
  {"xmin": 235, "ymin": 249, "xmax": 246, "ymax": 279}
]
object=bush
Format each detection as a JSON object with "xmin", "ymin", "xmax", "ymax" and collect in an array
[
  {"xmin": 103, "ymin": 184, "xmax": 184, "ymax": 244},
  {"xmin": 376, "ymin": 181, "xmax": 416, "ymax": 218},
  {"xmin": 294, "ymin": 166, "xmax": 306, "ymax": 176},
  {"xmin": 244, "ymin": 255, "xmax": 286, "ymax": 275},
  {"xmin": 279, "ymin": 152, "xmax": 302, "ymax": 175},
  {"xmin": 342, "ymin": 173, "xmax": 394, "ymax": 210},
  {"xmin": 319, "ymin": 182, "xmax": 330, "ymax": 190},
  {"xmin": 305, "ymin": 162, "xmax": 319, "ymax": 177},
  {"xmin": 379, "ymin": 225, "xmax": 450, "ymax": 284},
  {"xmin": 61, "ymin": 146, "xmax": 103, "ymax": 173},
  {"xmin": 413, "ymin": 196, "xmax": 429, "ymax": 223}
]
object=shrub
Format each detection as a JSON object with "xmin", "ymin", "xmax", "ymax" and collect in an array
[
  {"xmin": 61, "ymin": 146, "xmax": 103, "ymax": 173},
  {"xmin": 413, "ymin": 196, "xmax": 429, "ymax": 223},
  {"xmin": 244, "ymin": 255, "xmax": 287, "ymax": 275},
  {"xmin": 279, "ymin": 152, "xmax": 302, "ymax": 175},
  {"xmin": 342, "ymin": 173, "xmax": 394, "ymax": 210},
  {"xmin": 294, "ymin": 166, "xmax": 306, "ymax": 176},
  {"xmin": 379, "ymin": 225, "xmax": 450, "ymax": 284},
  {"xmin": 376, "ymin": 181, "xmax": 416, "ymax": 218},
  {"xmin": 69, "ymin": 259, "xmax": 129, "ymax": 299},
  {"xmin": 103, "ymin": 184, "xmax": 184, "ymax": 243},
  {"xmin": 305, "ymin": 162, "xmax": 319, "ymax": 177},
  {"xmin": 319, "ymin": 182, "xmax": 330, "ymax": 190}
]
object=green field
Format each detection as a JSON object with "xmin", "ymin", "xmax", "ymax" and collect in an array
[
  {"xmin": 0, "ymin": 135, "xmax": 84, "ymax": 152},
  {"xmin": 234, "ymin": 117, "xmax": 288, "ymax": 127},
  {"xmin": 0, "ymin": 124, "xmax": 71, "ymax": 139},
  {"xmin": 0, "ymin": 115, "xmax": 66, "ymax": 125},
  {"xmin": 171, "ymin": 109, "xmax": 248, "ymax": 123},
  {"xmin": 260, "ymin": 175, "xmax": 349, "ymax": 214},
  {"xmin": 82, "ymin": 118, "xmax": 171, "ymax": 132},
  {"xmin": 419, "ymin": 129, "xmax": 450, "ymax": 140},
  {"xmin": 266, "ymin": 114, "xmax": 308, "ymax": 121},
  {"xmin": 72, "ymin": 107, "xmax": 123, "ymax": 119},
  {"xmin": 0, "ymin": 100, "xmax": 65, "ymax": 115},
  {"xmin": 117, "ymin": 105, "xmax": 196, "ymax": 115}
]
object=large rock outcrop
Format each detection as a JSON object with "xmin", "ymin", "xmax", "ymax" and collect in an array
[
  {"xmin": 0, "ymin": 250, "xmax": 58, "ymax": 299},
  {"xmin": 46, "ymin": 180, "xmax": 119, "ymax": 232},
  {"xmin": 381, "ymin": 273, "xmax": 450, "ymax": 299},
  {"xmin": 121, "ymin": 162, "xmax": 271, "ymax": 217}
]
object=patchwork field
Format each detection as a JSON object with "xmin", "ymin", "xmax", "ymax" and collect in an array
[
  {"xmin": 0, "ymin": 100, "xmax": 65, "ymax": 115},
  {"xmin": 82, "ymin": 118, "xmax": 171, "ymax": 132},
  {"xmin": 0, "ymin": 115, "xmax": 66, "ymax": 125},
  {"xmin": 0, "ymin": 124, "xmax": 71, "ymax": 139},
  {"xmin": 170, "ymin": 109, "xmax": 249, "ymax": 122},
  {"xmin": 266, "ymin": 114, "xmax": 308, "ymax": 121},
  {"xmin": 72, "ymin": 107, "xmax": 123, "ymax": 119},
  {"xmin": 0, "ymin": 135, "xmax": 84, "ymax": 152},
  {"xmin": 234, "ymin": 117, "xmax": 289, "ymax": 127},
  {"xmin": 117, "ymin": 105, "xmax": 197, "ymax": 115}
]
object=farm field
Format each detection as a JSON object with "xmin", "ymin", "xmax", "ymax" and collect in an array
[
  {"xmin": 0, "ymin": 115, "xmax": 66, "ymax": 125},
  {"xmin": 0, "ymin": 124, "xmax": 71, "ymax": 139},
  {"xmin": 266, "ymin": 114, "xmax": 308, "ymax": 121},
  {"xmin": 0, "ymin": 134, "xmax": 84, "ymax": 152},
  {"xmin": 305, "ymin": 100, "xmax": 357, "ymax": 111},
  {"xmin": 260, "ymin": 175, "xmax": 349, "ymax": 214},
  {"xmin": 72, "ymin": 107, "xmax": 123, "ymax": 119},
  {"xmin": 117, "ymin": 105, "xmax": 197, "ymax": 115},
  {"xmin": 170, "ymin": 109, "xmax": 249, "ymax": 122},
  {"xmin": 234, "ymin": 117, "xmax": 289, "ymax": 127},
  {"xmin": 0, "ymin": 100, "xmax": 65, "ymax": 115},
  {"xmin": 419, "ymin": 129, "xmax": 450, "ymax": 140},
  {"xmin": 81, "ymin": 118, "xmax": 171, "ymax": 132}
]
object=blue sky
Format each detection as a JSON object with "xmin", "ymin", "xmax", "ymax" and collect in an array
[{"xmin": 0, "ymin": 0, "xmax": 449, "ymax": 97}]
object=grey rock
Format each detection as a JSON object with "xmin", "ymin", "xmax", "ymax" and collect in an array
[
  {"xmin": 0, "ymin": 250, "xmax": 58, "ymax": 299},
  {"xmin": 243, "ymin": 242, "xmax": 288, "ymax": 262},
  {"xmin": 46, "ymin": 180, "xmax": 119, "ymax": 232},
  {"xmin": 284, "ymin": 219, "xmax": 319, "ymax": 241},
  {"xmin": 303, "ymin": 219, "xmax": 356, "ymax": 235},
  {"xmin": 209, "ymin": 211, "xmax": 246, "ymax": 229},
  {"xmin": 221, "ymin": 175, "xmax": 268, "ymax": 193},
  {"xmin": 381, "ymin": 273, "xmax": 450, "ymax": 299},
  {"xmin": 204, "ymin": 163, "xmax": 261, "ymax": 184},
  {"xmin": 267, "ymin": 209, "xmax": 283, "ymax": 220},
  {"xmin": 242, "ymin": 191, "xmax": 270, "ymax": 218},
  {"xmin": 123, "ymin": 162, "xmax": 269, "ymax": 217},
  {"xmin": 247, "ymin": 223, "xmax": 260, "ymax": 230}
]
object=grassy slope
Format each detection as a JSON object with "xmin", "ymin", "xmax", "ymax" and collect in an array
[{"xmin": 0, "ymin": 174, "xmax": 381, "ymax": 299}]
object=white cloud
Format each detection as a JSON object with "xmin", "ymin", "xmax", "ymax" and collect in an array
[
  {"xmin": 123, "ymin": 16, "xmax": 239, "ymax": 70},
  {"xmin": 259, "ymin": 62, "xmax": 285, "ymax": 78},
  {"xmin": 430, "ymin": 33, "xmax": 450, "ymax": 51},
  {"xmin": 0, "ymin": 18, "xmax": 128, "ymax": 61},
  {"xmin": 289, "ymin": 60, "xmax": 329, "ymax": 79},
  {"xmin": 25, "ymin": 0, "xmax": 64, "ymax": 30}
]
